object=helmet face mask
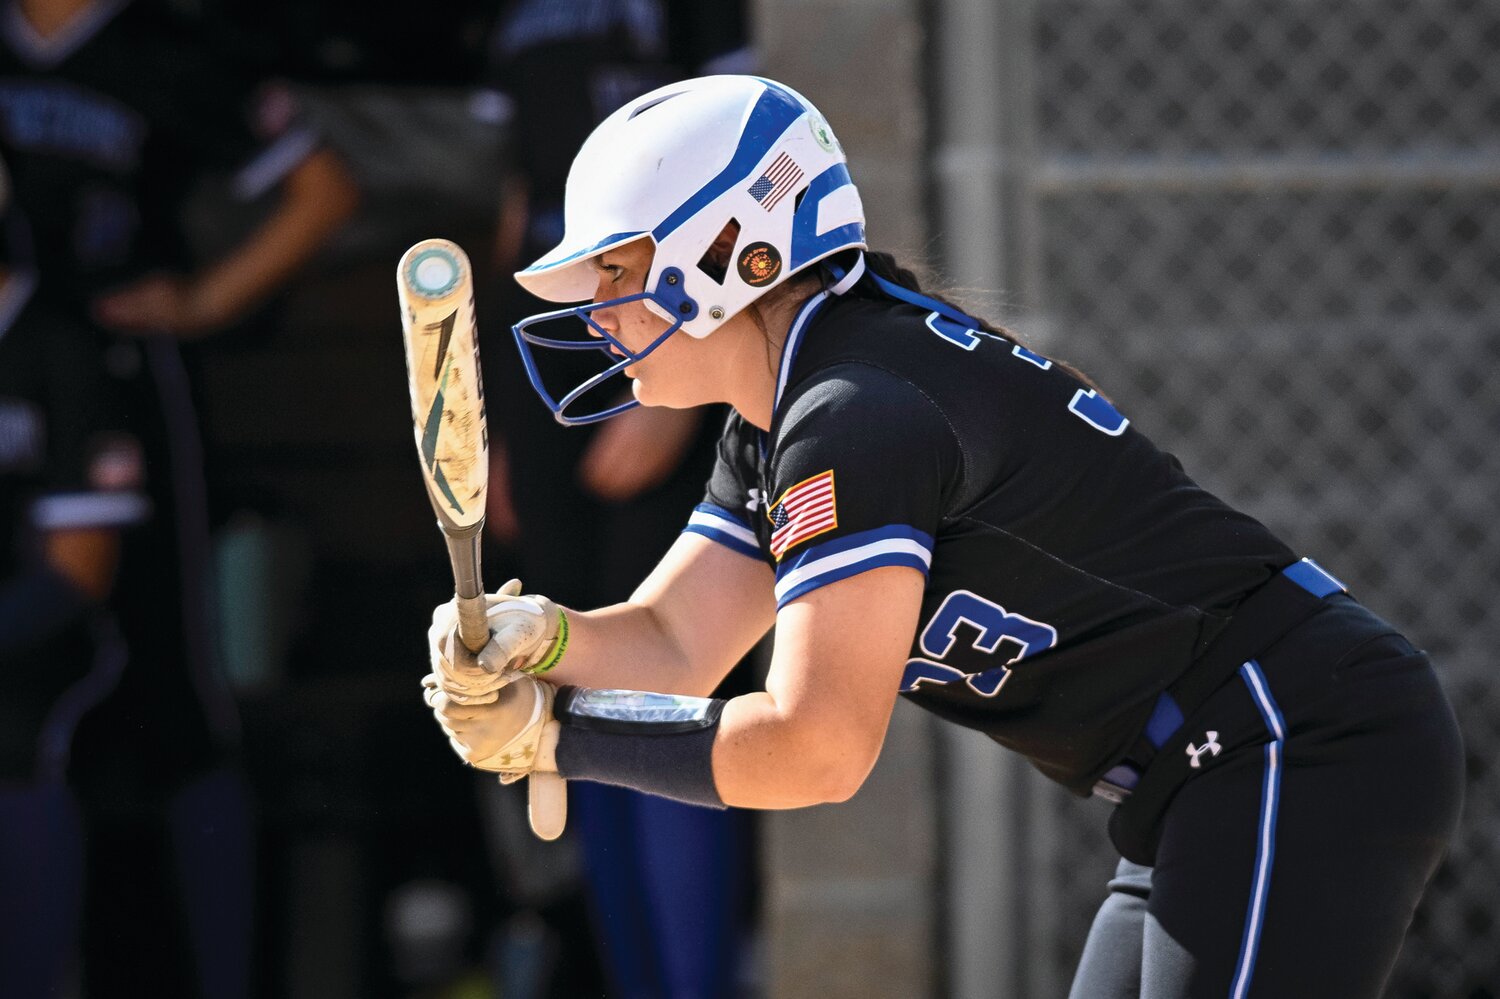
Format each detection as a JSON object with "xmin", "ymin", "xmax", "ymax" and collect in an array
[
  {"xmin": 511, "ymin": 264, "xmax": 696, "ymax": 425},
  {"xmin": 512, "ymin": 75, "xmax": 867, "ymax": 425}
]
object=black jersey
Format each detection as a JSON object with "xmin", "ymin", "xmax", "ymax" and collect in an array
[
  {"xmin": 0, "ymin": 274, "xmax": 144, "ymax": 583},
  {"xmin": 0, "ymin": 0, "xmax": 316, "ymax": 309},
  {"xmin": 485, "ymin": 0, "xmax": 749, "ymax": 251},
  {"xmin": 0, "ymin": 273, "xmax": 145, "ymax": 766},
  {"xmin": 686, "ymin": 288, "xmax": 1296, "ymax": 794}
]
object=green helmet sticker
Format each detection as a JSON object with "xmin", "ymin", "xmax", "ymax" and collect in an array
[{"xmin": 809, "ymin": 113, "xmax": 838, "ymax": 153}]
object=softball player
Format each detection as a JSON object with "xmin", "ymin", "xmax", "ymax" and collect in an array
[{"xmin": 424, "ymin": 76, "xmax": 1462, "ymax": 997}]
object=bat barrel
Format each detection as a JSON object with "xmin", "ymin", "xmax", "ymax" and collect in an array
[{"xmin": 397, "ymin": 237, "xmax": 489, "ymax": 535}]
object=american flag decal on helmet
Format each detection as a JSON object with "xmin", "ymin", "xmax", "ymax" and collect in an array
[
  {"xmin": 768, "ymin": 469, "xmax": 837, "ymax": 560},
  {"xmin": 747, "ymin": 152, "xmax": 804, "ymax": 211}
]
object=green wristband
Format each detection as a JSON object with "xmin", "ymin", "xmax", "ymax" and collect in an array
[{"xmin": 521, "ymin": 608, "xmax": 569, "ymax": 676}]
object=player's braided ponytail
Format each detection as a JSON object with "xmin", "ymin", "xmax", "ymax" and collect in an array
[{"xmin": 851, "ymin": 250, "xmax": 1100, "ymax": 389}]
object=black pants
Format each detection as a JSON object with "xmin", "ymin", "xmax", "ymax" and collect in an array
[{"xmin": 1071, "ymin": 599, "xmax": 1463, "ymax": 998}]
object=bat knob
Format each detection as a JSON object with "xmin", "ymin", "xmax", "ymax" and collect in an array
[{"xmin": 527, "ymin": 772, "xmax": 568, "ymax": 841}]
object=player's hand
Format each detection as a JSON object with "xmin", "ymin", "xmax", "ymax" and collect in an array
[
  {"xmin": 428, "ymin": 579, "xmax": 566, "ymax": 704},
  {"xmin": 577, "ymin": 404, "xmax": 703, "ymax": 502},
  {"xmin": 424, "ymin": 671, "xmax": 560, "ymax": 779},
  {"xmin": 92, "ymin": 274, "xmax": 226, "ymax": 337}
]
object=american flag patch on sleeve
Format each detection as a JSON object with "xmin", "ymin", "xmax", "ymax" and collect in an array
[{"xmin": 767, "ymin": 469, "xmax": 837, "ymax": 560}]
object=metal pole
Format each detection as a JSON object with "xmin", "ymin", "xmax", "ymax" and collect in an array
[{"xmin": 929, "ymin": 0, "xmax": 1038, "ymax": 996}]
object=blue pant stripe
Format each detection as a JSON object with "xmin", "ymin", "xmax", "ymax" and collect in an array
[{"xmin": 1231, "ymin": 660, "xmax": 1286, "ymax": 999}]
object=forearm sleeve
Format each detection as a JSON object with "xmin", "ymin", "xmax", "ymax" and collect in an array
[{"xmin": 552, "ymin": 686, "xmax": 727, "ymax": 809}]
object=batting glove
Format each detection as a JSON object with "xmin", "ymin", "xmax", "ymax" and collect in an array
[
  {"xmin": 424, "ymin": 671, "xmax": 559, "ymax": 779},
  {"xmin": 423, "ymin": 671, "xmax": 569, "ymax": 840},
  {"xmin": 428, "ymin": 579, "xmax": 568, "ymax": 705}
]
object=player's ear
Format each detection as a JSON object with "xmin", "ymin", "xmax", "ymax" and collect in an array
[{"xmin": 696, "ymin": 219, "xmax": 742, "ymax": 284}]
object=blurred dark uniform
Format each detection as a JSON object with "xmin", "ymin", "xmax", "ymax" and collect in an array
[
  {"xmin": 479, "ymin": 1, "xmax": 759, "ymax": 995},
  {"xmin": 483, "ymin": 2, "xmax": 752, "ymax": 603},
  {"xmin": 0, "ymin": 272, "xmax": 145, "ymax": 996},
  {"xmin": 0, "ymin": 2, "xmax": 326, "ymax": 994}
]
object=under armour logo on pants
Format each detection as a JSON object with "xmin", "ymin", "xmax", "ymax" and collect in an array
[{"xmin": 1186, "ymin": 731, "xmax": 1222, "ymax": 768}]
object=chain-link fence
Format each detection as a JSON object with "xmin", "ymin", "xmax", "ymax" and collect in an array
[{"xmin": 991, "ymin": 0, "xmax": 1500, "ymax": 993}]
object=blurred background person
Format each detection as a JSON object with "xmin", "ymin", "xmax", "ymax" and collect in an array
[
  {"xmin": 475, "ymin": 1, "xmax": 763, "ymax": 995},
  {"xmin": 0, "ymin": 0, "xmax": 357, "ymax": 994},
  {"xmin": 0, "ymin": 184, "xmax": 148, "ymax": 997}
]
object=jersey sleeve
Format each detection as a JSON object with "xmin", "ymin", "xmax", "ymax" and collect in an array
[
  {"xmin": 683, "ymin": 412, "xmax": 763, "ymax": 561},
  {"xmin": 767, "ymin": 363, "xmax": 957, "ymax": 608},
  {"xmin": 150, "ymin": 19, "xmax": 322, "ymax": 200}
]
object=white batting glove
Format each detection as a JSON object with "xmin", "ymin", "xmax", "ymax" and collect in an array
[
  {"xmin": 424, "ymin": 672, "xmax": 560, "ymax": 779},
  {"xmin": 428, "ymin": 579, "xmax": 567, "ymax": 705}
]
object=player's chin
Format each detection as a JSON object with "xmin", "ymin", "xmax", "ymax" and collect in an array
[
  {"xmin": 629, "ymin": 375, "xmax": 693, "ymax": 410},
  {"xmin": 629, "ymin": 376, "xmax": 652, "ymax": 404}
]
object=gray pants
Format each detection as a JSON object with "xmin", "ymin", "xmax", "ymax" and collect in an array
[{"xmin": 1068, "ymin": 860, "xmax": 1184, "ymax": 999}]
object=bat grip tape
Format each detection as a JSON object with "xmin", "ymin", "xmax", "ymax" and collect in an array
[
  {"xmin": 442, "ymin": 527, "xmax": 489, "ymax": 652},
  {"xmin": 455, "ymin": 594, "xmax": 490, "ymax": 653}
]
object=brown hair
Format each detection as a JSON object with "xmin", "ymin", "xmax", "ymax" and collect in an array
[
  {"xmin": 848, "ymin": 250, "xmax": 1100, "ymax": 390},
  {"xmin": 724, "ymin": 242, "xmax": 1101, "ymax": 392},
  {"xmin": 746, "ymin": 267, "xmax": 824, "ymax": 374}
]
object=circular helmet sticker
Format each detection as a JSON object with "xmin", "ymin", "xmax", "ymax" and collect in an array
[
  {"xmin": 737, "ymin": 242, "xmax": 783, "ymax": 287},
  {"xmin": 808, "ymin": 113, "xmax": 838, "ymax": 153}
]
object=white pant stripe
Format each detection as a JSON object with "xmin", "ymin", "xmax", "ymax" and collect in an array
[{"xmin": 1230, "ymin": 660, "xmax": 1286, "ymax": 999}]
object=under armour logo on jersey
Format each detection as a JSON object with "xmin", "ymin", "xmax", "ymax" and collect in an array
[
  {"xmin": 1186, "ymin": 731, "xmax": 1222, "ymax": 768},
  {"xmin": 746, "ymin": 488, "xmax": 767, "ymax": 513}
]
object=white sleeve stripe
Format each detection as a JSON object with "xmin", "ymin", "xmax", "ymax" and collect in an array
[
  {"xmin": 773, "ymin": 537, "xmax": 932, "ymax": 603},
  {"xmin": 32, "ymin": 492, "xmax": 150, "ymax": 529},
  {"xmin": 232, "ymin": 126, "xmax": 320, "ymax": 200},
  {"xmin": 687, "ymin": 509, "xmax": 757, "ymax": 548}
]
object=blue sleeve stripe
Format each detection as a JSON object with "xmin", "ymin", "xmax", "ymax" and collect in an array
[
  {"xmin": 684, "ymin": 505, "xmax": 761, "ymax": 559},
  {"xmin": 775, "ymin": 524, "xmax": 934, "ymax": 580},
  {"xmin": 690, "ymin": 502, "xmax": 754, "ymax": 536},
  {"xmin": 773, "ymin": 526, "xmax": 934, "ymax": 607},
  {"xmin": 775, "ymin": 549, "xmax": 931, "ymax": 607}
]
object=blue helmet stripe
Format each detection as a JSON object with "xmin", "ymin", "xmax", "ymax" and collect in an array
[
  {"xmin": 788, "ymin": 162, "xmax": 866, "ymax": 269},
  {"xmin": 652, "ymin": 85, "xmax": 806, "ymax": 241},
  {"xmin": 521, "ymin": 230, "xmax": 648, "ymax": 273}
]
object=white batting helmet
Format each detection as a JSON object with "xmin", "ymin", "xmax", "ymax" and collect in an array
[{"xmin": 511, "ymin": 75, "xmax": 866, "ymax": 423}]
